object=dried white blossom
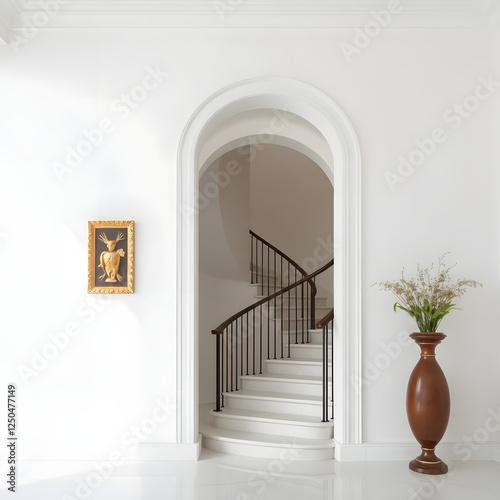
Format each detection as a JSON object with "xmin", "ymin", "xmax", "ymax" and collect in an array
[{"xmin": 373, "ymin": 253, "xmax": 482, "ymax": 332}]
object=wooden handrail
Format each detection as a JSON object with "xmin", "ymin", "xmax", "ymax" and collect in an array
[
  {"xmin": 316, "ymin": 309, "xmax": 334, "ymax": 329},
  {"xmin": 249, "ymin": 230, "xmax": 317, "ymax": 297},
  {"xmin": 212, "ymin": 259, "xmax": 333, "ymax": 335}
]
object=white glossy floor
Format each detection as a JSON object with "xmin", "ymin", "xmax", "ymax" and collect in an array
[{"xmin": 5, "ymin": 448, "xmax": 500, "ymax": 500}]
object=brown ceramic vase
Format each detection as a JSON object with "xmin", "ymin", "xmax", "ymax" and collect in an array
[{"xmin": 406, "ymin": 332, "xmax": 450, "ymax": 475}]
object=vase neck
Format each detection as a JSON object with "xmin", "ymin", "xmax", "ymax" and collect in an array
[{"xmin": 410, "ymin": 332, "xmax": 446, "ymax": 357}]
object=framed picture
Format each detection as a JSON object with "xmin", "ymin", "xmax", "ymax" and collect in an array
[{"xmin": 88, "ymin": 220, "xmax": 134, "ymax": 294}]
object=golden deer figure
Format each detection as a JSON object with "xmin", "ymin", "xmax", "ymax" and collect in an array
[{"xmin": 98, "ymin": 232, "xmax": 126, "ymax": 283}]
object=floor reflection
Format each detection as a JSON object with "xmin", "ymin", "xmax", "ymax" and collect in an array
[{"xmin": 6, "ymin": 448, "xmax": 500, "ymax": 499}]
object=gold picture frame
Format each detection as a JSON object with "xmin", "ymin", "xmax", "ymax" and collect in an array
[{"xmin": 88, "ymin": 220, "xmax": 134, "ymax": 294}]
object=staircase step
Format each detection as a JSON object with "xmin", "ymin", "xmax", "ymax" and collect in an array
[
  {"xmin": 211, "ymin": 406, "xmax": 333, "ymax": 439},
  {"xmin": 250, "ymin": 283, "xmax": 286, "ymax": 293},
  {"xmin": 272, "ymin": 305, "xmax": 332, "ymax": 319},
  {"xmin": 253, "ymin": 296, "xmax": 328, "ymax": 308},
  {"xmin": 249, "ymin": 266, "xmax": 309, "ymax": 282},
  {"xmin": 202, "ymin": 421, "xmax": 334, "ymax": 461},
  {"xmin": 223, "ymin": 389, "xmax": 323, "ymax": 417},
  {"xmin": 270, "ymin": 317, "xmax": 317, "ymax": 328},
  {"xmin": 282, "ymin": 329, "xmax": 333, "ymax": 345},
  {"xmin": 240, "ymin": 373, "xmax": 331, "ymax": 397},
  {"xmin": 204, "ymin": 450, "xmax": 335, "ymax": 477},
  {"xmin": 250, "ymin": 274, "xmax": 296, "ymax": 285},
  {"xmin": 264, "ymin": 358, "xmax": 332, "ymax": 377},
  {"xmin": 290, "ymin": 343, "xmax": 333, "ymax": 360}
]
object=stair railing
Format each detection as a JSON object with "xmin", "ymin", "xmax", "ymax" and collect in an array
[
  {"xmin": 316, "ymin": 309, "xmax": 334, "ymax": 422},
  {"xmin": 250, "ymin": 230, "xmax": 317, "ymax": 330},
  {"xmin": 212, "ymin": 258, "xmax": 333, "ymax": 416}
]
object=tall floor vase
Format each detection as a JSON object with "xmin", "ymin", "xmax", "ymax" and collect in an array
[{"xmin": 406, "ymin": 332, "xmax": 450, "ymax": 475}]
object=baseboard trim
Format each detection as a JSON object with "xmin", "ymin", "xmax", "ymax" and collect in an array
[
  {"xmin": 131, "ymin": 435, "xmax": 202, "ymax": 461},
  {"xmin": 334, "ymin": 441, "xmax": 500, "ymax": 463},
  {"xmin": 14, "ymin": 435, "xmax": 202, "ymax": 462}
]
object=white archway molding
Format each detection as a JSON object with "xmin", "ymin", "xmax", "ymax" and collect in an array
[
  {"xmin": 200, "ymin": 135, "xmax": 331, "ymax": 179},
  {"xmin": 197, "ymin": 107, "xmax": 333, "ymax": 175},
  {"xmin": 177, "ymin": 77, "xmax": 362, "ymax": 458}
]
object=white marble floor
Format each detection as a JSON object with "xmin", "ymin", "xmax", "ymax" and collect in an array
[{"xmin": 5, "ymin": 449, "xmax": 500, "ymax": 500}]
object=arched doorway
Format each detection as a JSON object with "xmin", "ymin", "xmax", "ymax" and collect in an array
[{"xmin": 177, "ymin": 77, "xmax": 362, "ymax": 459}]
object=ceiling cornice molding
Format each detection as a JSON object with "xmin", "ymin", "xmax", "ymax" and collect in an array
[
  {"xmin": 4, "ymin": 0, "xmax": 500, "ymax": 30},
  {"xmin": 14, "ymin": 0, "xmax": 497, "ymax": 14}
]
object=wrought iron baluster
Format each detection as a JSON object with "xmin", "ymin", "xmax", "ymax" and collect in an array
[
  {"xmin": 288, "ymin": 262, "xmax": 291, "ymax": 357},
  {"xmin": 222, "ymin": 329, "xmax": 225, "ymax": 408},
  {"xmin": 250, "ymin": 234, "xmax": 254, "ymax": 284},
  {"xmin": 261, "ymin": 240, "xmax": 264, "ymax": 296},
  {"xmin": 306, "ymin": 283, "xmax": 311, "ymax": 344},
  {"xmin": 311, "ymin": 276, "xmax": 316, "ymax": 329},
  {"xmin": 280, "ymin": 256, "xmax": 284, "ymax": 358},
  {"xmin": 230, "ymin": 322, "xmax": 234, "ymax": 392},
  {"xmin": 322, "ymin": 323, "xmax": 329, "ymax": 422},
  {"xmin": 225, "ymin": 327, "xmax": 228, "ymax": 395},
  {"xmin": 331, "ymin": 317, "xmax": 334, "ymax": 419},
  {"xmin": 301, "ymin": 282, "xmax": 305, "ymax": 344},
  {"xmin": 246, "ymin": 313, "xmax": 249, "ymax": 376},
  {"xmin": 252, "ymin": 308, "xmax": 256, "ymax": 375},
  {"xmin": 295, "ymin": 268, "xmax": 298, "ymax": 344},
  {"xmin": 273, "ymin": 250, "xmax": 277, "ymax": 359},
  {"xmin": 267, "ymin": 297, "xmax": 270, "ymax": 360},
  {"xmin": 235, "ymin": 319, "xmax": 239, "ymax": 391},
  {"xmin": 215, "ymin": 333, "xmax": 221, "ymax": 412},
  {"xmin": 257, "ymin": 236, "xmax": 260, "ymax": 284},
  {"xmin": 259, "ymin": 305, "xmax": 263, "ymax": 374},
  {"xmin": 267, "ymin": 245, "xmax": 270, "ymax": 296}
]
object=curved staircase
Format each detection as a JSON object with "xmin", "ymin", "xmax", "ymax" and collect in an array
[{"xmin": 200, "ymin": 231, "xmax": 334, "ymax": 460}]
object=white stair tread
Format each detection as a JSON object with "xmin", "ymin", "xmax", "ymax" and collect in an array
[
  {"xmin": 283, "ymin": 335, "xmax": 332, "ymax": 343},
  {"xmin": 250, "ymin": 284, "xmax": 285, "ymax": 290},
  {"xmin": 270, "ymin": 318, "xmax": 317, "ymax": 322},
  {"xmin": 253, "ymin": 295, "xmax": 325, "ymax": 300},
  {"xmin": 282, "ymin": 330, "xmax": 332, "ymax": 335},
  {"xmin": 286, "ymin": 342, "xmax": 332, "ymax": 346},
  {"xmin": 249, "ymin": 274, "xmax": 284, "ymax": 281},
  {"xmin": 280, "ymin": 338, "xmax": 324, "ymax": 345},
  {"xmin": 290, "ymin": 344, "xmax": 331, "ymax": 349},
  {"xmin": 277, "ymin": 303, "xmax": 331, "ymax": 309},
  {"xmin": 240, "ymin": 373, "xmax": 327, "ymax": 384},
  {"xmin": 204, "ymin": 454, "xmax": 336, "ymax": 476},
  {"xmin": 202, "ymin": 422, "xmax": 334, "ymax": 448},
  {"xmin": 271, "ymin": 314, "xmax": 316, "ymax": 318},
  {"xmin": 213, "ymin": 406, "xmax": 331, "ymax": 425},
  {"xmin": 223, "ymin": 389, "xmax": 322, "ymax": 404},
  {"xmin": 266, "ymin": 357, "xmax": 331, "ymax": 365}
]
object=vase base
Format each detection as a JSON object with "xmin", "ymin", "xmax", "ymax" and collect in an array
[{"xmin": 409, "ymin": 458, "xmax": 448, "ymax": 475}]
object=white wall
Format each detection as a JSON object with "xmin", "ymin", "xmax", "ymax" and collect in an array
[
  {"xmin": 250, "ymin": 144, "xmax": 334, "ymax": 305},
  {"xmin": 0, "ymin": 26, "xmax": 499, "ymax": 460},
  {"xmin": 199, "ymin": 148, "xmax": 250, "ymax": 280}
]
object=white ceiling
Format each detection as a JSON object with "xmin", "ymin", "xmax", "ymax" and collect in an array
[{"xmin": 0, "ymin": 0, "xmax": 499, "ymax": 43}]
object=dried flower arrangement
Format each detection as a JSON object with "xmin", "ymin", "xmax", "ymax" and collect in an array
[{"xmin": 373, "ymin": 253, "xmax": 482, "ymax": 333}]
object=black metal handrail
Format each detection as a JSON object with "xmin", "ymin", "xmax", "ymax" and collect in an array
[
  {"xmin": 212, "ymin": 258, "xmax": 333, "ymax": 414},
  {"xmin": 250, "ymin": 230, "xmax": 317, "ymax": 330},
  {"xmin": 316, "ymin": 309, "xmax": 334, "ymax": 329}
]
